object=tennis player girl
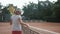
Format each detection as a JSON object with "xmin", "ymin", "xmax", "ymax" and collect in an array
[{"xmin": 10, "ymin": 10, "xmax": 29, "ymax": 34}]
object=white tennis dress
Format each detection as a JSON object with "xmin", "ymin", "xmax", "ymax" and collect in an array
[{"xmin": 11, "ymin": 15, "xmax": 22, "ymax": 31}]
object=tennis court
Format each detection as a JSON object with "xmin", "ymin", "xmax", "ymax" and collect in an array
[{"xmin": 0, "ymin": 22, "xmax": 60, "ymax": 34}]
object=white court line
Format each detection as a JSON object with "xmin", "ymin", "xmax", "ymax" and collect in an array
[{"xmin": 29, "ymin": 26, "xmax": 60, "ymax": 34}]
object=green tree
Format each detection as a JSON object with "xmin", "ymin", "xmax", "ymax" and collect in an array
[
  {"xmin": 23, "ymin": 2, "xmax": 38, "ymax": 19},
  {"xmin": 53, "ymin": 0, "xmax": 60, "ymax": 18},
  {"xmin": 23, "ymin": 0, "xmax": 53, "ymax": 20},
  {"xmin": 38, "ymin": 0, "xmax": 53, "ymax": 19},
  {"xmin": 0, "ymin": 3, "xmax": 2, "ymax": 10},
  {"xmin": 0, "ymin": 3, "xmax": 3, "ymax": 21},
  {"xmin": 2, "ymin": 7, "xmax": 11, "ymax": 21}
]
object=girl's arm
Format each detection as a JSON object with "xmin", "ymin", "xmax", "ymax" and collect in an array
[{"xmin": 18, "ymin": 18, "xmax": 29, "ymax": 27}]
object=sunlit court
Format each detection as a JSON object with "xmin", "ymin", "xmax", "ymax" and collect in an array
[{"xmin": 0, "ymin": 22, "xmax": 60, "ymax": 34}]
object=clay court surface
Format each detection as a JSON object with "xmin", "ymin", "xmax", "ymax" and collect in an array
[{"xmin": 0, "ymin": 22, "xmax": 60, "ymax": 34}]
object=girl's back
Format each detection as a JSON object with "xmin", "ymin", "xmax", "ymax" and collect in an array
[{"xmin": 11, "ymin": 15, "xmax": 22, "ymax": 31}]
